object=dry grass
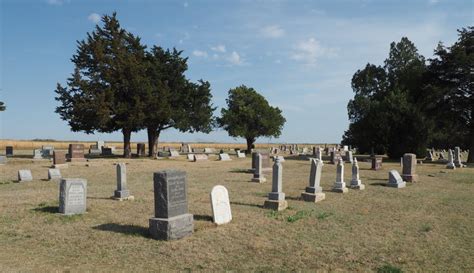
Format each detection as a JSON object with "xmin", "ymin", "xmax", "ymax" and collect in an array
[{"xmin": 0, "ymin": 154, "xmax": 472, "ymax": 272}]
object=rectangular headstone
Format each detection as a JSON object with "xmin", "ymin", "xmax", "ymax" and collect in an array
[
  {"xmin": 218, "ymin": 153, "xmax": 231, "ymax": 161},
  {"xmin": 0, "ymin": 156, "xmax": 6, "ymax": 164},
  {"xmin": 210, "ymin": 185, "xmax": 232, "ymax": 225},
  {"xmin": 371, "ymin": 156, "xmax": 383, "ymax": 170},
  {"xmin": 53, "ymin": 151, "xmax": 67, "ymax": 165},
  {"xmin": 33, "ymin": 149, "xmax": 43, "ymax": 159},
  {"xmin": 18, "ymin": 169, "xmax": 33, "ymax": 182},
  {"xmin": 114, "ymin": 163, "xmax": 132, "ymax": 200},
  {"xmin": 149, "ymin": 170, "xmax": 193, "ymax": 240},
  {"xmin": 170, "ymin": 150, "xmax": 180, "ymax": 157},
  {"xmin": 6, "ymin": 146, "xmax": 13, "ymax": 157},
  {"xmin": 48, "ymin": 168, "xmax": 62, "ymax": 180},
  {"xmin": 68, "ymin": 144, "xmax": 85, "ymax": 161},
  {"xmin": 187, "ymin": 154, "xmax": 194, "ymax": 161},
  {"xmin": 236, "ymin": 151, "xmax": 246, "ymax": 158},
  {"xmin": 102, "ymin": 147, "xmax": 113, "ymax": 156},
  {"xmin": 193, "ymin": 154, "xmax": 208, "ymax": 161},
  {"xmin": 59, "ymin": 178, "xmax": 87, "ymax": 215}
]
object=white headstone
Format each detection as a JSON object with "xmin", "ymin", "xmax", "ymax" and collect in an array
[
  {"xmin": 236, "ymin": 151, "xmax": 246, "ymax": 158},
  {"xmin": 218, "ymin": 153, "xmax": 231, "ymax": 161},
  {"xmin": 187, "ymin": 154, "xmax": 194, "ymax": 161},
  {"xmin": 48, "ymin": 168, "xmax": 62, "ymax": 180},
  {"xmin": 446, "ymin": 149, "xmax": 456, "ymax": 169},
  {"xmin": 349, "ymin": 158, "xmax": 365, "ymax": 190},
  {"xmin": 210, "ymin": 185, "xmax": 232, "ymax": 225},
  {"xmin": 170, "ymin": 150, "xmax": 180, "ymax": 157},
  {"xmin": 18, "ymin": 170, "xmax": 33, "ymax": 182},
  {"xmin": 387, "ymin": 170, "xmax": 406, "ymax": 188},
  {"xmin": 332, "ymin": 159, "xmax": 348, "ymax": 193}
]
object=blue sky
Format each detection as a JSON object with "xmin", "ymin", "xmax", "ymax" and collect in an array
[{"xmin": 1, "ymin": 0, "xmax": 472, "ymax": 143}]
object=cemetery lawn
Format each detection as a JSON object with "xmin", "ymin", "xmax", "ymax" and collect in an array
[{"xmin": 0, "ymin": 154, "xmax": 473, "ymax": 272}]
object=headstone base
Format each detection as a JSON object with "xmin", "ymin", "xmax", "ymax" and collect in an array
[
  {"xmin": 402, "ymin": 174, "xmax": 418, "ymax": 182},
  {"xmin": 112, "ymin": 195, "xmax": 135, "ymax": 201},
  {"xmin": 263, "ymin": 200, "xmax": 288, "ymax": 211},
  {"xmin": 387, "ymin": 182, "xmax": 406, "ymax": 188},
  {"xmin": 301, "ymin": 192, "xmax": 326, "ymax": 203},
  {"xmin": 149, "ymin": 213, "xmax": 194, "ymax": 240},
  {"xmin": 350, "ymin": 182, "xmax": 365, "ymax": 190},
  {"xmin": 332, "ymin": 187, "xmax": 349, "ymax": 193},
  {"xmin": 113, "ymin": 190, "xmax": 133, "ymax": 201},
  {"xmin": 68, "ymin": 158, "xmax": 87, "ymax": 162},
  {"xmin": 251, "ymin": 176, "xmax": 266, "ymax": 183},
  {"xmin": 446, "ymin": 164, "xmax": 456, "ymax": 169}
]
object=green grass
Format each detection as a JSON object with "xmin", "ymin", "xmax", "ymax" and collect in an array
[{"xmin": 377, "ymin": 264, "xmax": 403, "ymax": 273}]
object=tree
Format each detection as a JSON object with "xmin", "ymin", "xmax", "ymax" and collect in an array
[
  {"xmin": 0, "ymin": 102, "xmax": 5, "ymax": 111},
  {"xmin": 144, "ymin": 46, "xmax": 215, "ymax": 157},
  {"xmin": 218, "ymin": 85, "xmax": 286, "ymax": 153},
  {"xmin": 55, "ymin": 13, "xmax": 148, "ymax": 158},
  {"xmin": 426, "ymin": 27, "xmax": 474, "ymax": 162},
  {"xmin": 343, "ymin": 37, "xmax": 429, "ymax": 158}
]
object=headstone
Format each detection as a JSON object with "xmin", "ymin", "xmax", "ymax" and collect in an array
[
  {"xmin": 6, "ymin": 146, "xmax": 13, "ymax": 157},
  {"xmin": 149, "ymin": 170, "xmax": 193, "ymax": 240},
  {"xmin": 187, "ymin": 154, "xmax": 194, "ymax": 161},
  {"xmin": 18, "ymin": 170, "xmax": 33, "ymax": 182},
  {"xmin": 439, "ymin": 152, "xmax": 446, "ymax": 160},
  {"xmin": 236, "ymin": 150, "xmax": 246, "ymax": 158},
  {"xmin": 218, "ymin": 153, "xmax": 231, "ymax": 161},
  {"xmin": 48, "ymin": 168, "xmax": 62, "ymax": 180},
  {"xmin": 59, "ymin": 178, "xmax": 87, "ymax": 215},
  {"xmin": 113, "ymin": 163, "xmax": 134, "ymax": 200},
  {"xmin": 453, "ymin": 147, "xmax": 465, "ymax": 168},
  {"xmin": 193, "ymin": 154, "xmax": 208, "ymax": 161},
  {"xmin": 260, "ymin": 152, "xmax": 272, "ymax": 172},
  {"xmin": 137, "ymin": 143, "xmax": 146, "ymax": 157},
  {"xmin": 332, "ymin": 159, "xmax": 348, "ymax": 193},
  {"xmin": 302, "ymin": 147, "xmax": 308, "ymax": 154},
  {"xmin": 170, "ymin": 150, "xmax": 180, "ymax": 157},
  {"xmin": 102, "ymin": 147, "xmax": 113, "ymax": 156},
  {"xmin": 53, "ymin": 151, "xmax": 67, "ymax": 167},
  {"xmin": 345, "ymin": 151, "xmax": 353, "ymax": 164},
  {"xmin": 343, "ymin": 145, "xmax": 349, "ymax": 152},
  {"xmin": 157, "ymin": 151, "xmax": 170, "ymax": 157},
  {"xmin": 204, "ymin": 148, "xmax": 215, "ymax": 154},
  {"xmin": 273, "ymin": 155, "xmax": 285, "ymax": 162},
  {"xmin": 330, "ymin": 151, "xmax": 342, "ymax": 164},
  {"xmin": 210, "ymin": 185, "xmax": 232, "ymax": 225},
  {"xmin": 89, "ymin": 148, "xmax": 101, "ymax": 155},
  {"xmin": 41, "ymin": 146, "xmax": 54, "ymax": 158},
  {"xmin": 301, "ymin": 159, "xmax": 325, "ymax": 202},
  {"xmin": 68, "ymin": 144, "xmax": 85, "ymax": 162},
  {"xmin": 426, "ymin": 150, "xmax": 434, "ymax": 161},
  {"xmin": 96, "ymin": 141, "xmax": 105, "ymax": 151},
  {"xmin": 33, "ymin": 149, "xmax": 42, "ymax": 159},
  {"xmin": 387, "ymin": 170, "xmax": 406, "ymax": 188},
  {"xmin": 251, "ymin": 153, "xmax": 266, "ymax": 183},
  {"xmin": 0, "ymin": 156, "xmax": 6, "ymax": 165},
  {"xmin": 402, "ymin": 153, "xmax": 418, "ymax": 182},
  {"xmin": 371, "ymin": 156, "xmax": 383, "ymax": 170},
  {"xmin": 349, "ymin": 158, "xmax": 365, "ymax": 190},
  {"xmin": 263, "ymin": 158, "xmax": 288, "ymax": 211},
  {"xmin": 446, "ymin": 149, "xmax": 456, "ymax": 169}
]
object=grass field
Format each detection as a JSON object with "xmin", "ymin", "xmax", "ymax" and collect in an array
[{"xmin": 0, "ymin": 153, "xmax": 473, "ymax": 271}]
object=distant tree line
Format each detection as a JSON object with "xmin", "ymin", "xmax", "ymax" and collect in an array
[
  {"xmin": 55, "ymin": 13, "xmax": 285, "ymax": 157},
  {"xmin": 342, "ymin": 27, "xmax": 473, "ymax": 162}
]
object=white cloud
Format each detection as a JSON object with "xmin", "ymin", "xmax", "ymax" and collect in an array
[
  {"xmin": 88, "ymin": 13, "xmax": 101, "ymax": 24},
  {"xmin": 227, "ymin": 51, "xmax": 243, "ymax": 65},
  {"xmin": 290, "ymin": 38, "xmax": 337, "ymax": 65},
  {"xmin": 261, "ymin": 25, "xmax": 285, "ymax": 38},
  {"xmin": 183, "ymin": 2, "xmax": 189, "ymax": 8},
  {"xmin": 192, "ymin": 50, "xmax": 208, "ymax": 58},
  {"xmin": 211, "ymin": 44, "xmax": 226, "ymax": 53}
]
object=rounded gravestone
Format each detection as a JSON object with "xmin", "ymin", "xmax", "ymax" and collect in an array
[{"xmin": 210, "ymin": 185, "xmax": 232, "ymax": 225}]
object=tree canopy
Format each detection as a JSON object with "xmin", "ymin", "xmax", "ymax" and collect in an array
[{"xmin": 218, "ymin": 85, "xmax": 286, "ymax": 152}]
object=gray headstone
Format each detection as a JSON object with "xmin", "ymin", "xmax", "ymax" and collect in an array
[
  {"xmin": 218, "ymin": 153, "xmax": 231, "ymax": 161},
  {"xmin": 114, "ymin": 163, "xmax": 132, "ymax": 200},
  {"xmin": 33, "ymin": 149, "xmax": 42, "ymax": 159},
  {"xmin": 387, "ymin": 170, "xmax": 406, "ymax": 188},
  {"xmin": 18, "ymin": 169, "xmax": 33, "ymax": 182},
  {"xmin": 59, "ymin": 178, "xmax": 87, "ymax": 215},
  {"xmin": 350, "ymin": 158, "xmax": 365, "ymax": 190},
  {"xmin": 210, "ymin": 185, "xmax": 232, "ymax": 225},
  {"xmin": 263, "ymin": 158, "xmax": 288, "ymax": 211},
  {"xmin": 48, "ymin": 168, "xmax": 62, "ymax": 180},
  {"xmin": 187, "ymin": 154, "xmax": 194, "ymax": 161},
  {"xmin": 149, "ymin": 170, "xmax": 193, "ymax": 240},
  {"xmin": 0, "ymin": 156, "xmax": 7, "ymax": 164},
  {"xmin": 332, "ymin": 159, "xmax": 348, "ymax": 193},
  {"xmin": 301, "ymin": 158, "xmax": 325, "ymax": 202},
  {"xmin": 446, "ymin": 149, "xmax": 456, "ymax": 169},
  {"xmin": 252, "ymin": 153, "xmax": 266, "ymax": 183},
  {"xmin": 193, "ymin": 154, "xmax": 208, "ymax": 161},
  {"xmin": 170, "ymin": 150, "xmax": 180, "ymax": 157},
  {"xmin": 453, "ymin": 147, "xmax": 465, "ymax": 168},
  {"xmin": 402, "ymin": 153, "xmax": 418, "ymax": 182},
  {"xmin": 6, "ymin": 146, "xmax": 13, "ymax": 157}
]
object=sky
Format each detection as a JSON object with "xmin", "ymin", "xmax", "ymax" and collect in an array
[{"xmin": 1, "ymin": 0, "xmax": 472, "ymax": 144}]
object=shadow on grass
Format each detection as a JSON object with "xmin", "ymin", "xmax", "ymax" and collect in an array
[
  {"xmin": 230, "ymin": 201, "xmax": 263, "ymax": 208},
  {"xmin": 370, "ymin": 182, "xmax": 387, "ymax": 187},
  {"xmin": 194, "ymin": 214, "xmax": 213, "ymax": 222},
  {"xmin": 87, "ymin": 196, "xmax": 114, "ymax": 200},
  {"xmin": 286, "ymin": 196, "xmax": 302, "ymax": 201},
  {"xmin": 229, "ymin": 168, "xmax": 254, "ymax": 174},
  {"xmin": 93, "ymin": 223, "xmax": 149, "ymax": 238},
  {"xmin": 32, "ymin": 206, "xmax": 58, "ymax": 213}
]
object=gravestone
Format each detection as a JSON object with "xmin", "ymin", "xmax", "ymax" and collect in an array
[
  {"xmin": 446, "ymin": 149, "xmax": 456, "ymax": 169},
  {"xmin": 204, "ymin": 148, "xmax": 215, "ymax": 154},
  {"xmin": 48, "ymin": 168, "xmax": 62, "ymax": 180},
  {"xmin": 263, "ymin": 158, "xmax": 288, "ymax": 211},
  {"xmin": 96, "ymin": 141, "xmax": 105, "ymax": 151},
  {"xmin": 193, "ymin": 154, "xmax": 208, "ymax": 161},
  {"xmin": 68, "ymin": 144, "xmax": 85, "ymax": 162},
  {"xmin": 371, "ymin": 156, "xmax": 383, "ymax": 170},
  {"xmin": 113, "ymin": 163, "xmax": 134, "ymax": 201},
  {"xmin": 330, "ymin": 151, "xmax": 342, "ymax": 164},
  {"xmin": 453, "ymin": 147, "xmax": 465, "ymax": 168},
  {"xmin": 349, "ymin": 158, "xmax": 365, "ymax": 190},
  {"xmin": 59, "ymin": 178, "xmax": 87, "ymax": 215},
  {"xmin": 387, "ymin": 170, "xmax": 406, "ymax": 188},
  {"xmin": 343, "ymin": 145, "xmax": 349, "ymax": 151},
  {"xmin": 102, "ymin": 147, "xmax": 113, "ymax": 156},
  {"xmin": 236, "ymin": 150, "xmax": 246, "ymax": 158},
  {"xmin": 301, "ymin": 159, "xmax": 325, "ymax": 202},
  {"xmin": 426, "ymin": 150, "xmax": 434, "ymax": 161},
  {"xmin": 170, "ymin": 150, "xmax": 180, "ymax": 157},
  {"xmin": 187, "ymin": 154, "xmax": 194, "ymax": 161},
  {"xmin": 149, "ymin": 170, "xmax": 193, "ymax": 240},
  {"xmin": 332, "ymin": 159, "xmax": 348, "ymax": 193},
  {"xmin": 218, "ymin": 153, "xmax": 231, "ymax": 161},
  {"xmin": 53, "ymin": 151, "xmax": 67, "ymax": 167},
  {"xmin": 33, "ymin": 149, "xmax": 43, "ymax": 159},
  {"xmin": 260, "ymin": 152, "xmax": 272, "ymax": 172},
  {"xmin": 6, "ymin": 146, "xmax": 13, "ymax": 157},
  {"xmin": 210, "ymin": 185, "xmax": 232, "ymax": 225},
  {"xmin": 41, "ymin": 146, "xmax": 54, "ymax": 158},
  {"xmin": 345, "ymin": 151, "xmax": 353, "ymax": 164},
  {"xmin": 157, "ymin": 151, "xmax": 170, "ymax": 157},
  {"xmin": 89, "ymin": 146, "xmax": 101, "ymax": 155},
  {"xmin": 252, "ymin": 153, "xmax": 266, "ymax": 183},
  {"xmin": 137, "ymin": 143, "xmax": 146, "ymax": 157},
  {"xmin": 18, "ymin": 170, "xmax": 33, "ymax": 182},
  {"xmin": 273, "ymin": 155, "xmax": 285, "ymax": 162},
  {"xmin": 0, "ymin": 156, "xmax": 6, "ymax": 165},
  {"xmin": 402, "ymin": 153, "xmax": 418, "ymax": 182}
]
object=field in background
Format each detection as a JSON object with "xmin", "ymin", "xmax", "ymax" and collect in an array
[{"xmin": 0, "ymin": 139, "xmax": 336, "ymax": 151}]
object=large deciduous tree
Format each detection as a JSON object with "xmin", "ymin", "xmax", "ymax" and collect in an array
[
  {"xmin": 55, "ymin": 13, "xmax": 148, "ymax": 158},
  {"xmin": 144, "ymin": 46, "xmax": 215, "ymax": 156},
  {"xmin": 218, "ymin": 85, "xmax": 286, "ymax": 153}
]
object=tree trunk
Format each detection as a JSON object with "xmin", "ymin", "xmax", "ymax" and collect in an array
[
  {"xmin": 246, "ymin": 137, "xmax": 255, "ymax": 154},
  {"xmin": 123, "ymin": 128, "xmax": 132, "ymax": 158},
  {"xmin": 147, "ymin": 127, "xmax": 157, "ymax": 157},
  {"xmin": 468, "ymin": 123, "xmax": 474, "ymax": 163}
]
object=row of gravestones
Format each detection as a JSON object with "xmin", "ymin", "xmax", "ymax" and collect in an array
[
  {"xmin": 17, "ymin": 162, "xmax": 232, "ymax": 241},
  {"xmin": 251, "ymin": 153, "xmax": 426, "ymax": 211}
]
